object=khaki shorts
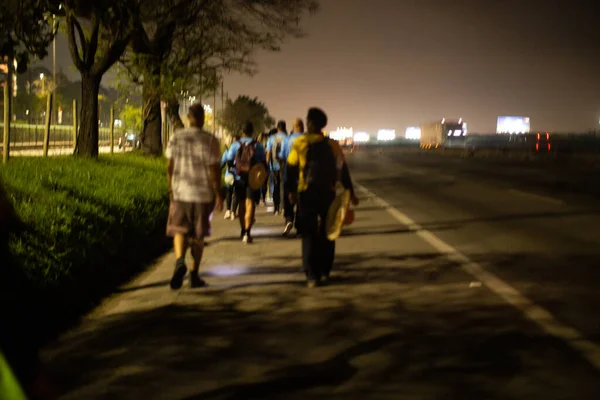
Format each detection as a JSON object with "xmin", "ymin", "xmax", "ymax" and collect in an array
[{"xmin": 166, "ymin": 201, "xmax": 213, "ymax": 240}]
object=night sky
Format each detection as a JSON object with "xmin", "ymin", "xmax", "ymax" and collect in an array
[{"xmin": 42, "ymin": 0, "xmax": 600, "ymax": 134}]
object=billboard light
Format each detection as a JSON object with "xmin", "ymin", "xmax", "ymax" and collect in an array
[
  {"xmin": 354, "ymin": 132, "xmax": 370, "ymax": 142},
  {"xmin": 405, "ymin": 127, "xmax": 421, "ymax": 140},
  {"xmin": 497, "ymin": 116, "xmax": 530, "ymax": 134},
  {"xmin": 377, "ymin": 129, "xmax": 396, "ymax": 141}
]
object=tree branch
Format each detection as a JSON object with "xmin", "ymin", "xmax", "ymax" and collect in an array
[
  {"xmin": 85, "ymin": 11, "xmax": 100, "ymax": 68},
  {"xmin": 65, "ymin": 12, "xmax": 85, "ymax": 72}
]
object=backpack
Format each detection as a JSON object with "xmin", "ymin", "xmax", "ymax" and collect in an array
[
  {"xmin": 234, "ymin": 140, "xmax": 257, "ymax": 176},
  {"xmin": 273, "ymin": 134, "xmax": 285, "ymax": 165},
  {"xmin": 304, "ymin": 138, "xmax": 338, "ymax": 192}
]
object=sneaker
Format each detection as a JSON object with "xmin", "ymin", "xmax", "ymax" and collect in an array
[
  {"xmin": 307, "ymin": 280, "xmax": 319, "ymax": 289},
  {"xmin": 190, "ymin": 273, "xmax": 206, "ymax": 288},
  {"xmin": 224, "ymin": 210, "xmax": 231, "ymax": 219},
  {"xmin": 283, "ymin": 222, "xmax": 293, "ymax": 236},
  {"xmin": 242, "ymin": 233, "xmax": 253, "ymax": 244},
  {"xmin": 230, "ymin": 212, "xmax": 236, "ymax": 221},
  {"xmin": 170, "ymin": 260, "xmax": 187, "ymax": 290}
]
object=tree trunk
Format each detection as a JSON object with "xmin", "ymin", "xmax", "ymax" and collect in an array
[
  {"xmin": 140, "ymin": 65, "xmax": 162, "ymax": 156},
  {"xmin": 166, "ymin": 99, "xmax": 184, "ymax": 131},
  {"xmin": 76, "ymin": 74, "xmax": 101, "ymax": 158}
]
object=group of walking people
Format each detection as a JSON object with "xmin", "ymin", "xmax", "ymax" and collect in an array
[
  {"xmin": 165, "ymin": 104, "xmax": 359, "ymax": 289},
  {"xmin": 220, "ymin": 118, "xmax": 307, "ymax": 239}
]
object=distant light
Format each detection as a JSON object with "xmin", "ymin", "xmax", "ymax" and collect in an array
[
  {"xmin": 458, "ymin": 118, "xmax": 462, "ymax": 124},
  {"xmin": 114, "ymin": 119, "xmax": 122, "ymax": 127},
  {"xmin": 203, "ymin": 104, "xmax": 213, "ymax": 114},
  {"xmin": 40, "ymin": 73, "xmax": 44, "ymax": 80},
  {"xmin": 405, "ymin": 126, "xmax": 421, "ymax": 140},
  {"xmin": 354, "ymin": 132, "xmax": 370, "ymax": 142},
  {"xmin": 441, "ymin": 118, "xmax": 445, "ymax": 124},
  {"xmin": 25, "ymin": 109, "xmax": 29, "ymax": 115},
  {"xmin": 331, "ymin": 127, "xmax": 353, "ymax": 141},
  {"xmin": 497, "ymin": 116, "xmax": 530, "ymax": 134},
  {"xmin": 377, "ymin": 129, "xmax": 396, "ymax": 141}
]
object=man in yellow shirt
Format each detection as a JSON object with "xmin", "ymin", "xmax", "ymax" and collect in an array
[{"xmin": 287, "ymin": 108, "xmax": 358, "ymax": 287}]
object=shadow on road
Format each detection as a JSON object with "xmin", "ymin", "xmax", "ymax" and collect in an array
[{"xmin": 44, "ymin": 251, "xmax": 600, "ymax": 399}]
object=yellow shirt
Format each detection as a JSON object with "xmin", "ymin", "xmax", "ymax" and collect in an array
[{"xmin": 287, "ymin": 133, "xmax": 345, "ymax": 192}]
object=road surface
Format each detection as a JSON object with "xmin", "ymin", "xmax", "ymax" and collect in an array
[{"xmin": 41, "ymin": 150, "xmax": 600, "ymax": 399}]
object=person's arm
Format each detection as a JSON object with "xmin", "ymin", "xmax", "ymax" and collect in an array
[
  {"xmin": 167, "ymin": 159, "xmax": 174, "ymax": 196},
  {"xmin": 265, "ymin": 137, "xmax": 272, "ymax": 167},
  {"xmin": 165, "ymin": 136, "xmax": 175, "ymax": 198},
  {"xmin": 286, "ymin": 142, "xmax": 300, "ymax": 202},
  {"xmin": 208, "ymin": 139, "xmax": 224, "ymax": 211}
]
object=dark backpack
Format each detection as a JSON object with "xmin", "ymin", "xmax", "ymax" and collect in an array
[
  {"xmin": 234, "ymin": 140, "xmax": 257, "ymax": 176},
  {"xmin": 304, "ymin": 138, "xmax": 338, "ymax": 192},
  {"xmin": 273, "ymin": 134, "xmax": 285, "ymax": 165}
]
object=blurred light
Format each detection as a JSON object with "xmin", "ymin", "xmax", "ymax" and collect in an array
[
  {"xmin": 497, "ymin": 116, "xmax": 530, "ymax": 134},
  {"xmin": 377, "ymin": 129, "xmax": 396, "ymax": 141},
  {"xmin": 331, "ymin": 127, "xmax": 353, "ymax": 141},
  {"xmin": 114, "ymin": 119, "xmax": 122, "ymax": 127},
  {"xmin": 405, "ymin": 126, "xmax": 421, "ymax": 140},
  {"xmin": 203, "ymin": 104, "xmax": 213, "ymax": 114},
  {"xmin": 354, "ymin": 132, "xmax": 370, "ymax": 142},
  {"xmin": 39, "ymin": 73, "xmax": 44, "ymax": 80},
  {"xmin": 441, "ymin": 118, "xmax": 445, "ymax": 124},
  {"xmin": 25, "ymin": 110, "xmax": 29, "ymax": 115},
  {"xmin": 458, "ymin": 118, "xmax": 462, "ymax": 124}
]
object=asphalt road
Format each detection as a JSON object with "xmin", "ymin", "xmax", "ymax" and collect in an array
[{"xmin": 348, "ymin": 149, "xmax": 600, "ymax": 352}]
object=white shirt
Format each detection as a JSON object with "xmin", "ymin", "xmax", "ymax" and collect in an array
[{"xmin": 166, "ymin": 127, "xmax": 221, "ymax": 203}]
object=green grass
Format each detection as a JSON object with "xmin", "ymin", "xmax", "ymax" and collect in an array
[{"xmin": 1, "ymin": 154, "xmax": 170, "ymax": 339}]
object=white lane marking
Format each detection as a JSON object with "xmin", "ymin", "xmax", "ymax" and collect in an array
[
  {"xmin": 508, "ymin": 189, "xmax": 564, "ymax": 205},
  {"xmin": 356, "ymin": 183, "xmax": 600, "ymax": 371}
]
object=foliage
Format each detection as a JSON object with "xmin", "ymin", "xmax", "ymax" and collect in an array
[
  {"xmin": 121, "ymin": 0, "xmax": 318, "ymax": 124},
  {"xmin": 120, "ymin": 104, "xmax": 142, "ymax": 133},
  {"xmin": 219, "ymin": 95, "xmax": 274, "ymax": 136},
  {"xmin": 1, "ymin": 154, "xmax": 169, "ymax": 336},
  {"xmin": 0, "ymin": 0, "xmax": 55, "ymax": 73}
]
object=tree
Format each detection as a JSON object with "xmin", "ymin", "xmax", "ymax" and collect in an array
[
  {"xmin": 62, "ymin": 0, "xmax": 137, "ymax": 158},
  {"xmin": 0, "ymin": 0, "xmax": 55, "ymax": 74},
  {"xmin": 219, "ymin": 95, "xmax": 273, "ymax": 137},
  {"xmin": 121, "ymin": 0, "xmax": 318, "ymax": 155}
]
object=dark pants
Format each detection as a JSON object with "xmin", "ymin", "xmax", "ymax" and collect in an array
[
  {"xmin": 270, "ymin": 169, "xmax": 284, "ymax": 211},
  {"xmin": 283, "ymin": 187, "xmax": 297, "ymax": 225},
  {"xmin": 225, "ymin": 185, "xmax": 238, "ymax": 212},
  {"xmin": 298, "ymin": 190, "xmax": 336, "ymax": 281}
]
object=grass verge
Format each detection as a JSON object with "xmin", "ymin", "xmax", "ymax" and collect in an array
[{"xmin": 1, "ymin": 154, "xmax": 170, "ymax": 343}]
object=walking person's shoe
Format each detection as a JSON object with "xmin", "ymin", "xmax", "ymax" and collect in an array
[
  {"xmin": 321, "ymin": 274, "xmax": 330, "ymax": 285},
  {"xmin": 283, "ymin": 221, "xmax": 293, "ymax": 236},
  {"xmin": 190, "ymin": 273, "xmax": 206, "ymax": 288},
  {"xmin": 224, "ymin": 210, "xmax": 231, "ymax": 220},
  {"xmin": 230, "ymin": 212, "xmax": 236, "ymax": 221},
  {"xmin": 242, "ymin": 233, "xmax": 253, "ymax": 244},
  {"xmin": 306, "ymin": 279, "xmax": 320, "ymax": 288},
  {"xmin": 170, "ymin": 258, "xmax": 187, "ymax": 290}
]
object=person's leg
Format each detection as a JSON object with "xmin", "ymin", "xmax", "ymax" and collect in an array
[
  {"xmin": 225, "ymin": 185, "xmax": 233, "ymax": 211},
  {"xmin": 166, "ymin": 201, "xmax": 191, "ymax": 290},
  {"xmin": 174, "ymin": 233, "xmax": 188, "ymax": 260},
  {"xmin": 243, "ymin": 186, "xmax": 256, "ymax": 243},
  {"xmin": 272, "ymin": 171, "xmax": 281, "ymax": 212},
  {"xmin": 232, "ymin": 187, "xmax": 239, "ymax": 218},
  {"xmin": 299, "ymin": 193, "xmax": 320, "ymax": 285},
  {"xmin": 318, "ymin": 193, "xmax": 336, "ymax": 280},
  {"xmin": 235, "ymin": 182, "xmax": 247, "ymax": 237},
  {"xmin": 190, "ymin": 239, "xmax": 205, "ymax": 272}
]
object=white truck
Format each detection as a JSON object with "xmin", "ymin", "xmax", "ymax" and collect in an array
[{"xmin": 420, "ymin": 119, "xmax": 467, "ymax": 149}]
